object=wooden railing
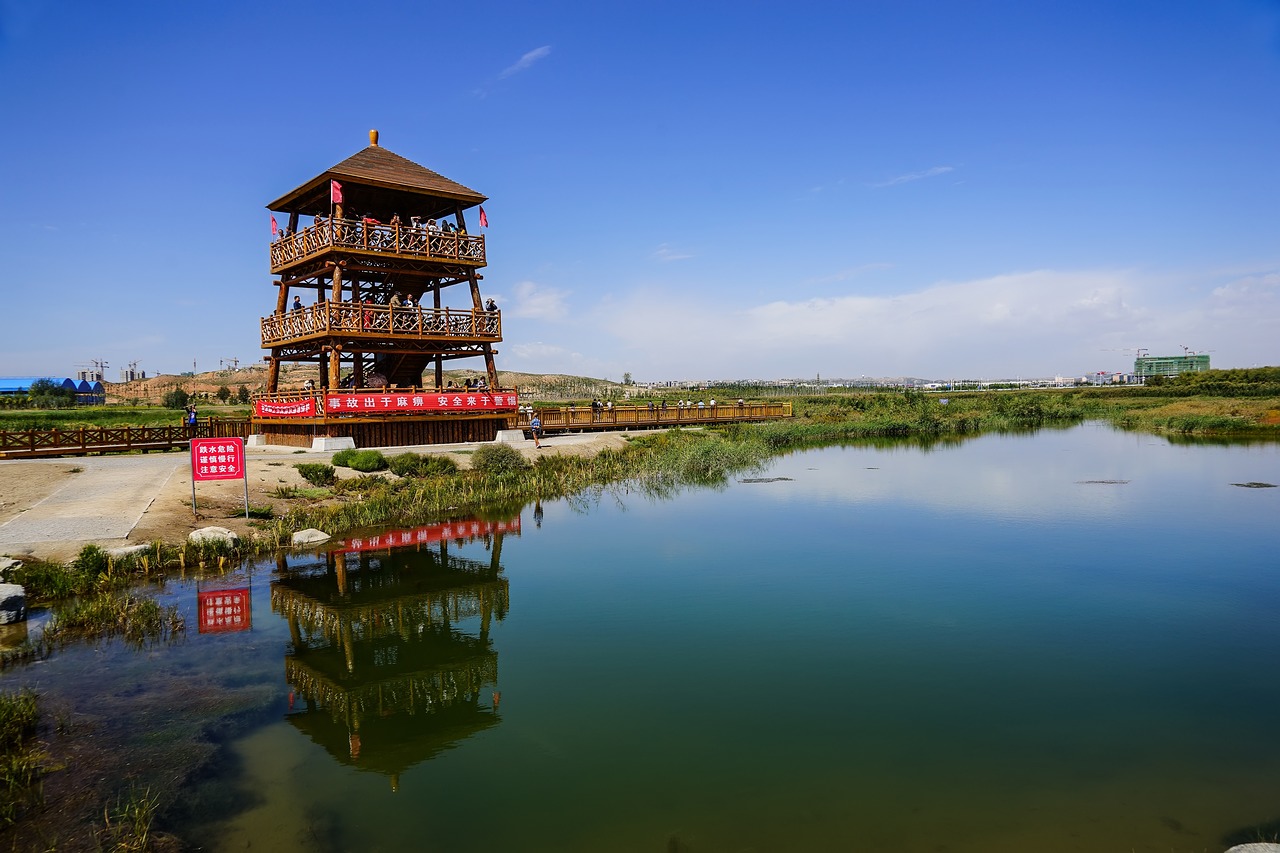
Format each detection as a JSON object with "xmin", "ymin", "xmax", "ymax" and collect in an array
[
  {"xmin": 269, "ymin": 217, "xmax": 485, "ymax": 271},
  {"xmin": 0, "ymin": 418, "xmax": 251, "ymax": 459},
  {"xmin": 516, "ymin": 401, "xmax": 792, "ymax": 430},
  {"xmin": 262, "ymin": 301, "xmax": 500, "ymax": 347}
]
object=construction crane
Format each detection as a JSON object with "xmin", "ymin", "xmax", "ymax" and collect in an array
[{"xmin": 219, "ymin": 357, "xmax": 240, "ymax": 370}]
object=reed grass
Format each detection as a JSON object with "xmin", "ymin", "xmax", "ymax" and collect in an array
[
  {"xmin": 100, "ymin": 787, "xmax": 160, "ymax": 852},
  {"xmin": 0, "ymin": 689, "xmax": 44, "ymax": 827}
]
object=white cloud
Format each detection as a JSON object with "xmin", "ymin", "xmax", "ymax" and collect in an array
[
  {"xmin": 500, "ymin": 46, "xmax": 552, "ymax": 79},
  {"xmin": 654, "ymin": 243, "xmax": 693, "ymax": 262},
  {"xmin": 576, "ymin": 267, "xmax": 1279, "ymax": 380},
  {"xmin": 509, "ymin": 280, "xmax": 569, "ymax": 321},
  {"xmin": 872, "ymin": 165, "xmax": 955, "ymax": 188}
]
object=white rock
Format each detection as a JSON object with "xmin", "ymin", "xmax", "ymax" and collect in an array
[
  {"xmin": 1226, "ymin": 845, "xmax": 1280, "ymax": 853},
  {"xmin": 0, "ymin": 583, "xmax": 26, "ymax": 625},
  {"xmin": 0, "ymin": 556, "xmax": 22, "ymax": 581},
  {"xmin": 188, "ymin": 526, "xmax": 240, "ymax": 546},
  {"xmin": 106, "ymin": 544, "xmax": 152, "ymax": 559},
  {"xmin": 291, "ymin": 528, "xmax": 331, "ymax": 546}
]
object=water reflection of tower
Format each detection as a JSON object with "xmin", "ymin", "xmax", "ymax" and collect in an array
[{"xmin": 272, "ymin": 519, "xmax": 517, "ymax": 791}]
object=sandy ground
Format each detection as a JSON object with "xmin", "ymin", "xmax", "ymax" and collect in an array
[{"xmin": 0, "ymin": 432, "xmax": 629, "ymax": 563}]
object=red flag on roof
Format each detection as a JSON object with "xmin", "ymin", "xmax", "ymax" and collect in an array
[
  {"xmin": 478, "ymin": 206, "xmax": 489, "ymax": 228},
  {"xmin": 270, "ymin": 215, "xmax": 278, "ymax": 235},
  {"xmin": 330, "ymin": 180, "xmax": 343, "ymax": 204}
]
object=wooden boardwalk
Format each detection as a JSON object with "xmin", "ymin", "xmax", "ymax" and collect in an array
[{"xmin": 519, "ymin": 402, "xmax": 791, "ymax": 433}]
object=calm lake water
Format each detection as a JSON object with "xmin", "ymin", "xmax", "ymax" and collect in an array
[{"xmin": 8, "ymin": 422, "xmax": 1280, "ymax": 851}]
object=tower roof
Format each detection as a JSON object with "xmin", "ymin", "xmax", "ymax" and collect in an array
[{"xmin": 267, "ymin": 131, "xmax": 487, "ymax": 218}]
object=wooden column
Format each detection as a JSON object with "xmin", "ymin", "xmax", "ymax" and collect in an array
[
  {"xmin": 328, "ymin": 345, "xmax": 342, "ymax": 390},
  {"xmin": 330, "ymin": 263, "xmax": 343, "ymax": 302},
  {"xmin": 267, "ymin": 356, "xmax": 280, "ymax": 394}
]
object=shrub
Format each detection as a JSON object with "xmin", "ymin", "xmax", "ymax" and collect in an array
[
  {"xmin": 387, "ymin": 453, "xmax": 460, "ymax": 478},
  {"xmin": 331, "ymin": 448, "xmax": 358, "ymax": 468},
  {"xmin": 470, "ymin": 443, "xmax": 528, "ymax": 476},
  {"xmin": 294, "ymin": 463, "xmax": 336, "ymax": 487},
  {"xmin": 348, "ymin": 450, "xmax": 388, "ymax": 472},
  {"xmin": 418, "ymin": 455, "xmax": 459, "ymax": 477}
]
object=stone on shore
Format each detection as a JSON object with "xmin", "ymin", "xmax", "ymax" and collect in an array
[
  {"xmin": 1226, "ymin": 845, "xmax": 1280, "ymax": 853},
  {"xmin": 0, "ymin": 583, "xmax": 26, "ymax": 625},
  {"xmin": 189, "ymin": 527, "xmax": 240, "ymax": 546},
  {"xmin": 106, "ymin": 544, "xmax": 153, "ymax": 559},
  {"xmin": 291, "ymin": 528, "xmax": 331, "ymax": 546},
  {"xmin": 0, "ymin": 556, "xmax": 22, "ymax": 581}
]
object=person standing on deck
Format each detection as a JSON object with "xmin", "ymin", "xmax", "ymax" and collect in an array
[
  {"xmin": 292, "ymin": 295, "xmax": 303, "ymax": 311},
  {"xmin": 529, "ymin": 412, "xmax": 542, "ymax": 448}
]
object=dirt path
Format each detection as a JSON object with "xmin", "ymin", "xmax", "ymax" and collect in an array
[{"xmin": 0, "ymin": 432, "xmax": 630, "ymax": 563}]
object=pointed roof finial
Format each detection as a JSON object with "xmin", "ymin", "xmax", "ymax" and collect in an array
[{"xmin": 369, "ymin": 129, "xmax": 379, "ymax": 147}]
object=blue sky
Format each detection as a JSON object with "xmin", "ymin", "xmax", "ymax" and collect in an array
[{"xmin": 1, "ymin": 0, "xmax": 1277, "ymax": 382}]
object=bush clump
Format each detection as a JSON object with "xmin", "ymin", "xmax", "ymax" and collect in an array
[
  {"xmin": 294, "ymin": 462, "xmax": 336, "ymax": 487},
  {"xmin": 470, "ymin": 443, "xmax": 528, "ymax": 476},
  {"xmin": 388, "ymin": 453, "xmax": 459, "ymax": 478},
  {"xmin": 348, "ymin": 450, "xmax": 388, "ymax": 472},
  {"xmin": 330, "ymin": 448, "xmax": 358, "ymax": 468}
]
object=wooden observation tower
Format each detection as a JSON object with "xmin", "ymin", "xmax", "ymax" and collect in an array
[{"xmin": 252, "ymin": 130, "xmax": 518, "ymax": 448}]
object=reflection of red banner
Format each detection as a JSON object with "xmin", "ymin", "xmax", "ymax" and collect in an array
[
  {"xmin": 255, "ymin": 399, "xmax": 317, "ymax": 418},
  {"xmin": 325, "ymin": 392, "xmax": 519, "ymax": 413},
  {"xmin": 336, "ymin": 517, "xmax": 520, "ymax": 553},
  {"xmin": 198, "ymin": 588, "xmax": 251, "ymax": 633}
]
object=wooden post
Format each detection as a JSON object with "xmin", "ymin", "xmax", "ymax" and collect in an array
[
  {"xmin": 330, "ymin": 263, "xmax": 343, "ymax": 302},
  {"xmin": 433, "ymin": 283, "xmax": 444, "ymax": 388},
  {"xmin": 328, "ymin": 345, "xmax": 342, "ymax": 390},
  {"xmin": 267, "ymin": 356, "xmax": 280, "ymax": 394}
]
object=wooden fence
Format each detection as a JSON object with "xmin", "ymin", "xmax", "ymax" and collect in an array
[{"xmin": 0, "ymin": 418, "xmax": 251, "ymax": 459}]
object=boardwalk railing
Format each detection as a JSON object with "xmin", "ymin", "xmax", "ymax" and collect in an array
[
  {"xmin": 0, "ymin": 418, "xmax": 251, "ymax": 459},
  {"xmin": 517, "ymin": 401, "xmax": 792, "ymax": 431},
  {"xmin": 269, "ymin": 217, "xmax": 485, "ymax": 272},
  {"xmin": 262, "ymin": 301, "xmax": 500, "ymax": 347}
]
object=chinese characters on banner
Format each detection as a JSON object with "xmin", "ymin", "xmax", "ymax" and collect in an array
[
  {"xmin": 254, "ymin": 399, "xmax": 317, "ymax": 418},
  {"xmin": 335, "ymin": 517, "xmax": 521, "ymax": 554},
  {"xmin": 191, "ymin": 438, "xmax": 245, "ymax": 481},
  {"xmin": 198, "ymin": 588, "xmax": 251, "ymax": 633},
  {"xmin": 323, "ymin": 392, "xmax": 519, "ymax": 413}
]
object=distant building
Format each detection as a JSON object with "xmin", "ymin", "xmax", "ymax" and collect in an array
[
  {"xmin": 1135, "ymin": 354, "xmax": 1210, "ymax": 379},
  {"xmin": 0, "ymin": 376, "xmax": 104, "ymax": 404}
]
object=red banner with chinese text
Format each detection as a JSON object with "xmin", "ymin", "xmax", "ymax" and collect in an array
[
  {"xmin": 254, "ymin": 399, "xmax": 317, "ymax": 418},
  {"xmin": 324, "ymin": 392, "xmax": 519, "ymax": 414}
]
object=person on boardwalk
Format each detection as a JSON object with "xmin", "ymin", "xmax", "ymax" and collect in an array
[
  {"xmin": 292, "ymin": 295, "xmax": 303, "ymax": 311},
  {"xmin": 529, "ymin": 412, "xmax": 542, "ymax": 448}
]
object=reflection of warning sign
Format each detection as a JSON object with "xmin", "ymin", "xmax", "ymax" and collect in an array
[{"xmin": 198, "ymin": 588, "xmax": 250, "ymax": 633}]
